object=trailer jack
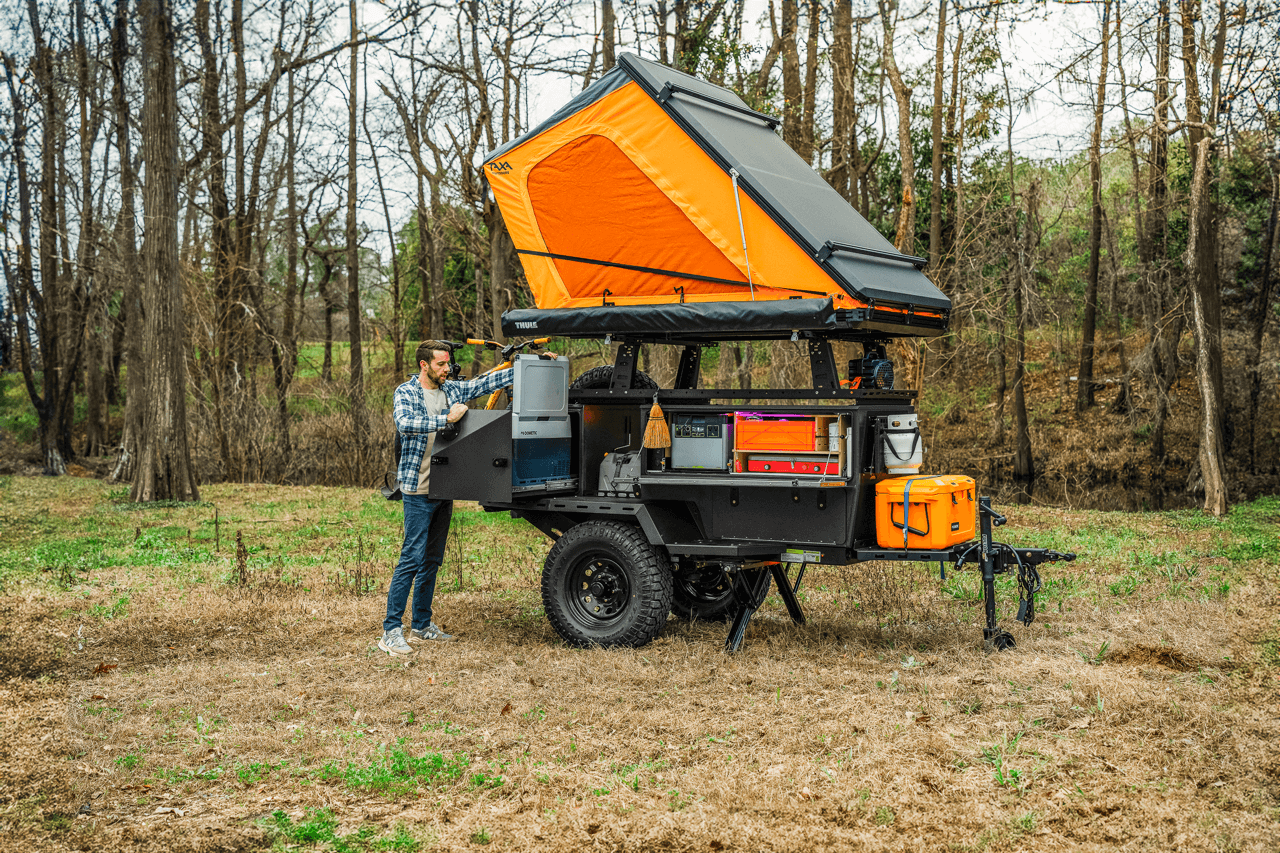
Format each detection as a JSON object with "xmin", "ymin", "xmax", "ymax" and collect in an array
[
  {"xmin": 723, "ymin": 562, "xmax": 809, "ymax": 653},
  {"xmin": 723, "ymin": 496, "xmax": 1076, "ymax": 654}
]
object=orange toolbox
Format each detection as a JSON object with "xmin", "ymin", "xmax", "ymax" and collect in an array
[
  {"xmin": 875, "ymin": 475, "xmax": 976, "ymax": 550},
  {"xmin": 733, "ymin": 414, "xmax": 816, "ymax": 452}
]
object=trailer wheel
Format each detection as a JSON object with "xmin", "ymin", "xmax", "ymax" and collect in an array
[
  {"xmin": 569, "ymin": 365, "xmax": 659, "ymax": 391},
  {"xmin": 541, "ymin": 521, "xmax": 672, "ymax": 648},
  {"xmin": 671, "ymin": 563, "xmax": 736, "ymax": 622}
]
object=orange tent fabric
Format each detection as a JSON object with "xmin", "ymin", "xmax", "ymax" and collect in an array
[
  {"xmin": 484, "ymin": 54, "xmax": 946, "ymax": 322},
  {"xmin": 486, "ymin": 80, "xmax": 854, "ymax": 309}
]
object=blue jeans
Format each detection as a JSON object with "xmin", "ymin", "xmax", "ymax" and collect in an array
[{"xmin": 384, "ymin": 494, "xmax": 453, "ymax": 633}]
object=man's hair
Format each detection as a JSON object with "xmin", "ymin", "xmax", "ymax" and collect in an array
[{"xmin": 415, "ymin": 340, "xmax": 453, "ymax": 367}]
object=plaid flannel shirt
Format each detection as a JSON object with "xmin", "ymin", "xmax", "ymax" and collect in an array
[{"xmin": 394, "ymin": 368, "xmax": 514, "ymax": 494}]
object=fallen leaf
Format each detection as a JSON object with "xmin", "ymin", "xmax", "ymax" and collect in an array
[
  {"xmin": 915, "ymin": 715, "xmax": 932, "ymax": 725},
  {"xmin": 93, "ymin": 663, "xmax": 118, "ymax": 676},
  {"xmin": 1067, "ymin": 718, "xmax": 1091, "ymax": 730},
  {"xmin": 798, "ymin": 786, "xmax": 815, "ymax": 800},
  {"xmin": 90, "ymin": 694, "xmax": 107, "ymax": 701},
  {"xmin": 500, "ymin": 703, "xmax": 512, "ymax": 716}
]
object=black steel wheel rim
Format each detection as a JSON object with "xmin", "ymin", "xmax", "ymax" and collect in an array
[
  {"xmin": 676, "ymin": 567, "xmax": 730, "ymax": 604},
  {"xmin": 565, "ymin": 553, "xmax": 632, "ymax": 627}
]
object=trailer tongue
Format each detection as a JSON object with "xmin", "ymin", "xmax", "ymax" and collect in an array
[{"xmin": 424, "ymin": 53, "xmax": 1074, "ymax": 652}]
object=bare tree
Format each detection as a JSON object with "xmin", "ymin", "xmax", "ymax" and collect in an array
[
  {"xmin": 132, "ymin": 0, "xmax": 198, "ymax": 501},
  {"xmin": 1076, "ymin": 0, "xmax": 1110, "ymax": 414},
  {"xmin": 1179, "ymin": 0, "xmax": 1228, "ymax": 516},
  {"xmin": 346, "ymin": 0, "xmax": 367, "ymax": 476}
]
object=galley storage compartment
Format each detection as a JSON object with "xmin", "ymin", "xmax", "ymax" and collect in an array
[{"xmin": 874, "ymin": 475, "xmax": 976, "ymax": 550}]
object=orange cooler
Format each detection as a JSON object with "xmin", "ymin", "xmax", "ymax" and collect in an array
[{"xmin": 875, "ymin": 475, "xmax": 976, "ymax": 550}]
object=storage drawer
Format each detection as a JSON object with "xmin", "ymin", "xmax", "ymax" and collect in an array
[
  {"xmin": 744, "ymin": 455, "xmax": 840, "ymax": 475},
  {"xmin": 874, "ymin": 475, "xmax": 976, "ymax": 550},
  {"xmin": 734, "ymin": 414, "xmax": 815, "ymax": 452}
]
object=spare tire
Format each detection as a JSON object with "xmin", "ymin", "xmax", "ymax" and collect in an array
[{"xmin": 570, "ymin": 365, "xmax": 659, "ymax": 391}]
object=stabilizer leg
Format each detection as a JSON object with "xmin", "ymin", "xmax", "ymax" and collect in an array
[
  {"xmin": 724, "ymin": 568, "xmax": 772, "ymax": 653},
  {"xmin": 771, "ymin": 563, "xmax": 807, "ymax": 626}
]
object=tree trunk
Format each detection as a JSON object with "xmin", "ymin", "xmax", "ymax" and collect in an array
[
  {"xmin": 880, "ymin": 0, "xmax": 915, "ymax": 253},
  {"xmin": 602, "ymin": 0, "xmax": 615, "ymax": 71},
  {"xmin": 132, "ymin": 0, "xmax": 198, "ymax": 502},
  {"xmin": 1248, "ymin": 154, "xmax": 1279, "ymax": 471},
  {"xmin": 780, "ymin": 0, "xmax": 803, "ymax": 155},
  {"xmin": 1013, "ymin": 182, "xmax": 1039, "ymax": 481},
  {"xmin": 1148, "ymin": 0, "xmax": 1177, "ymax": 461},
  {"xmin": 1179, "ymin": 0, "xmax": 1227, "ymax": 515},
  {"xmin": 830, "ymin": 0, "xmax": 853, "ymax": 198},
  {"xmin": 800, "ymin": 0, "xmax": 818, "ymax": 165},
  {"xmin": 928, "ymin": 0, "xmax": 947, "ymax": 273},
  {"xmin": 346, "ymin": 0, "xmax": 367, "ymax": 477},
  {"xmin": 1076, "ymin": 0, "xmax": 1110, "ymax": 414},
  {"xmin": 276, "ymin": 65, "xmax": 299, "ymax": 473},
  {"xmin": 881, "ymin": 0, "xmax": 919, "ymax": 390},
  {"xmin": 25, "ymin": 0, "xmax": 68, "ymax": 474},
  {"xmin": 1186, "ymin": 137, "xmax": 1227, "ymax": 516},
  {"xmin": 108, "ymin": 0, "xmax": 145, "ymax": 480}
]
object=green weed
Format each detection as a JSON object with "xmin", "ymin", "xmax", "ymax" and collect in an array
[
  {"xmin": 114, "ymin": 750, "xmax": 144, "ymax": 770},
  {"xmin": 262, "ymin": 808, "xmax": 421, "ymax": 852},
  {"xmin": 1078, "ymin": 641, "xmax": 1109, "ymax": 665},
  {"xmin": 88, "ymin": 595, "xmax": 130, "ymax": 620},
  {"xmin": 319, "ymin": 743, "xmax": 469, "ymax": 795},
  {"xmin": 980, "ymin": 733, "xmax": 1026, "ymax": 789},
  {"xmin": 1108, "ymin": 574, "xmax": 1140, "ymax": 597}
]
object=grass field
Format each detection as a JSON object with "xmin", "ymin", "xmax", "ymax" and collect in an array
[{"xmin": 1, "ymin": 476, "xmax": 1278, "ymax": 852}]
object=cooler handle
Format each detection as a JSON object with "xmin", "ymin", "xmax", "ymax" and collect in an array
[{"xmin": 890, "ymin": 502, "xmax": 931, "ymax": 535}]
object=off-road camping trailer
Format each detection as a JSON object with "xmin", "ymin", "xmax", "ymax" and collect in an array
[{"xmin": 424, "ymin": 54, "xmax": 1073, "ymax": 652}]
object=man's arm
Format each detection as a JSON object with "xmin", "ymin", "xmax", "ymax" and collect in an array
[{"xmin": 444, "ymin": 367, "xmax": 515, "ymax": 406}]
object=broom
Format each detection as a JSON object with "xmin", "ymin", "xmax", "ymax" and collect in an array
[{"xmin": 643, "ymin": 394, "xmax": 671, "ymax": 450}]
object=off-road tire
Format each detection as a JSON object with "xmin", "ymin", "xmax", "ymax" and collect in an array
[
  {"xmin": 670, "ymin": 563, "xmax": 736, "ymax": 622},
  {"xmin": 569, "ymin": 365, "xmax": 659, "ymax": 391},
  {"xmin": 541, "ymin": 521, "xmax": 673, "ymax": 648}
]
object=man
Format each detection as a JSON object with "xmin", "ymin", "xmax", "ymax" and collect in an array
[{"xmin": 379, "ymin": 340, "xmax": 553, "ymax": 656}]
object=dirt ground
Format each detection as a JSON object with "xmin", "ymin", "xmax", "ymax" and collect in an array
[{"xmin": 2, "ymin": 478, "xmax": 1279, "ymax": 852}]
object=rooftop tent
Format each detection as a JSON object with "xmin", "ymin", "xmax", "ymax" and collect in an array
[{"xmin": 483, "ymin": 53, "xmax": 949, "ymax": 335}]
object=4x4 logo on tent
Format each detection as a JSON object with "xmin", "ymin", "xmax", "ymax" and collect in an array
[{"xmin": 487, "ymin": 161, "xmax": 513, "ymax": 175}]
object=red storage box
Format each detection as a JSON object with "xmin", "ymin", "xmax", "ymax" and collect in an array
[
  {"xmin": 745, "ymin": 455, "xmax": 840, "ymax": 475},
  {"xmin": 875, "ymin": 475, "xmax": 976, "ymax": 550},
  {"xmin": 734, "ymin": 414, "xmax": 815, "ymax": 452}
]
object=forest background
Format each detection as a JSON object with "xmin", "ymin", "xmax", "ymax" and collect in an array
[{"xmin": 0, "ymin": 0, "xmax": 1277, "ymax": 513}]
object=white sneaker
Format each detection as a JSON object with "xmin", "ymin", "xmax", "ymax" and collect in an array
[
  {"xmin": 408, "ymin": 622, "xmax": 455, "ymax": 642},
  {"xmin": 378, "ymin": 627, "xmax": 413, "ymax": 656}
]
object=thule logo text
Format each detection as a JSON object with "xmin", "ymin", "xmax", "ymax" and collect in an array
[{"xmin": 514, "ymin": 321, "xmax": 538, "ymax": 329}]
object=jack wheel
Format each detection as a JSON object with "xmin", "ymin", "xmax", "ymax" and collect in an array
[
  {"xmin": 671, "ymin": 563, "xmax": 736, "ymax": 622},
  {"xmin": 542, "ymin": 521, "xmax": 672, "ymax": 648},
  {"xmin": 984, "ymin": 629, "xmax": 1017, "ymax": 652}
]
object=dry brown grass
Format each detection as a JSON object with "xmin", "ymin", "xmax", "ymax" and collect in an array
[{"xmin": 1, "ymin": 477, "xmax": 1278, "ymax": 852}]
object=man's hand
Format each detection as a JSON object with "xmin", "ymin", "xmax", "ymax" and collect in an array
[
  {"xmin": 543, "ymin": 351, "xmax": 560, "ymax": 360},
  {"xmin": 446, "ymin": 403, "xmax": 469, "ymax": 423}
]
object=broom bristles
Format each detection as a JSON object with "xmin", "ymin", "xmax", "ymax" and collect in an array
[{"xmin": 643, "ymin": 398, "xmax": 671, "ymax": 449}]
